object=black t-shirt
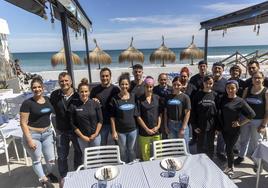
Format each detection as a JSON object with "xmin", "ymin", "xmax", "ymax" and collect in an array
[
  {"xmin": 189, "ymin": 73, "xmax": 204, "ymax": 91},
  {"xmin": 137, "ymin": 94, "xmax": 161, "ymax": 136},
  {"xmin": 228, "ymin": 78, "xmax": 246, "ymax": 97},
  {"xmin": 110, "ymin": 94, "xmax": 139, "ymax": 133},
  {"xmin": 130, "ymin": 81, "xmax": 145, "ymax": 99},
  {"xmin": 153, "ymin": 85, "xmax": 172, "ymax": 110},
  {"xmin": 70, "ymin": 99, "xmax": 103, "ymax": 137},
  {"xmin": 90, "ymin": 84, "xmax": 120, "ymax": 125},
  {"xmin": 245, "ymin": 77, "xmax": 268, "ymax": 88},
  {"xmin": 245, "ymin": 87, "xmax": 267, "ymax": 119},
  {"xmin": 191, "ymin": 90, "xmax": 218, "ymax": 131},
  {"xmin": 218, "ymin": 96, "xmax": 255, "ymax": 131},
  {"xmin": 165, "ymin": 93, "xmax": 191, "ymax": 122},
  {"xmin": 213, "ymin": 77, "xmax": 228, "ymax": 95},
  {"xmin": 50, "ymin": 89, "xmax": 80, "ymax": 131},
  {"xmin": 20, "ymin": 96, "xmax": 54, "ymax": 128}
]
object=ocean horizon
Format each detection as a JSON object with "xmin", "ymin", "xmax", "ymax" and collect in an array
[{"xmin": 11, "ymin": 44, "xmax": 268, "ymax": 73}]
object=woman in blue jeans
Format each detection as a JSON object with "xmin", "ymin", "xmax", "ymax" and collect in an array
[
  {"xmin": 110, "ymin": 73, "xmax": 139, "ymax": 163},
  {"xmin": 164, "ymin": 76, "xmax": 191, "ymax": 149},
  {"xmin": 70, "ymin": 79, "xmax": 103, "ymax": 156},
  {"xmin": 20, "ymin": 77, "xmax": 57, "ymax": 187}
]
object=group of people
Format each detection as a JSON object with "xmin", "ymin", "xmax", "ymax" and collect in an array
[{"xmin": 19, "ymin": 60, "xmax": 268, "ymax": 187}]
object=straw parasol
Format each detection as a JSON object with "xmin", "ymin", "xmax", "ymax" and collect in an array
[
  {"xmin": 119, "ymin": 37, "xmax": 144, "ymax": 67},
  {"xmin": 150, "ymin": 36, "xmax": 176, "ymax": 67},
  {"xmin": 180, "ymin": 35, "xmax": 204, "ymax": 65},
  {"xmin": 51, "ymin": 48, "xmax": 81, "ymax": 67},
  {"xmin": 85, "ymin": 39, "xmax": 112, "ymax": 69}
]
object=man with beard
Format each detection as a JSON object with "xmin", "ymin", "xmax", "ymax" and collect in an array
[
  {"xmin": 245, "ymin": 60, "xmax": 268, "ymax": 87},
  {"xmin": 90, "ymin": 68, "xmax": 120, "ymax": 145}
]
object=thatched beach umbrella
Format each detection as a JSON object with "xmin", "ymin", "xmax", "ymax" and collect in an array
[
  {"xmin": 85, "ymin": 39, "xmax": 112, "ymax": 69},
  {"xmin": 150, "ymin": 36, "xmax": 176, "ymax": 67},
  {"xmin": 119, "ymin": 37, "xmax": 144, "ymax": 67},
  {"xmin": 51, "ymin": 48, "xmax": 81, "ymax": 67},
  {"xmin": 180, "ymin": 35, "xmax": 204, "ymax": 65}
]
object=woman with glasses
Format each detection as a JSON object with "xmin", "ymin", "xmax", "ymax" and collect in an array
[
  {"xmin": 235, "ymin": 71, "xmax": 268, "ymax": 168},
  {"xmin": 137, "ymin": 76, "xmax": 162, "ymax": 161},
  {"xmin": 164, "ymin": 76, "xmax": 191, "ymax": 149}
]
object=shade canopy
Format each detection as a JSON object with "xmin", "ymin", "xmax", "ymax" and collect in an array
[
  {"xmin": 180, "ymin": 35, "xmax": 204, "ymax": 65},
  {"xmin": 119, "ymin": 37, "xmax": 144, "ymax": 66},
  {"xmin": 51, "ymin": 48, "xmax": 81, "ymax": 67},
  {"xmin": 200, "ymin": 1, "xmax": 268, "ymax": 31},
  {"xmin": 85, "ymin": 39, "xmax": 112, "ymax": 65},
  {"xmin": 150, "ymin": 36, "xmax": 176, "ymax": 67}
]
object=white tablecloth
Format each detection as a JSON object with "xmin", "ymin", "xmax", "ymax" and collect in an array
[
  {"xmin": 1, "ymin": 119, "xmax": 22, "ymax": 138},
  {"xmin": 64, "ymin": 154, "xmax": 237, "ymax": 188}
]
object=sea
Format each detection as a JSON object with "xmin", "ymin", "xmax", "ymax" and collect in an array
[{"xmin": 11, "ymin": 45, "xmax": 268, "ymax": 73}]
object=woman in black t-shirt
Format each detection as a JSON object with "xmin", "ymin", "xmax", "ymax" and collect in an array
[
  {"xmin": 235, "ymin": 71, "xmax": 268, "ymax": 166},
  {"xmin": 164, "ymin": 76, "xmax": 191, "ymax": 149},
  {"xmin": 137, "ymin": 76, "xmax": 162, "ymax": 161},
  {"xmin": 110, "ymin": 73, "xmax": 139, "ymax": 163},
  {"xmin": 70, "ymin": 79, "xmax": 103, "ymax": 155},
  {"xmin": 20, "ymin": 77, "xmax": 56, "ymax": 186},
  {"xmin": 218, "ymin": 80, "xmax": 255, "ymax": 177},
  {"xmin": 192, "ymin": 75, "xmax": 218, "ymax": 158}
]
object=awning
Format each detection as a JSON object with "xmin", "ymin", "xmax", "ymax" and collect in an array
[
  {"xmin": 200, "ymin": 1, "xmax": 268, "ymax": 31},
  {"xmin": 5, "ymin": 0, "xmax": 92, "ymax": 31}
]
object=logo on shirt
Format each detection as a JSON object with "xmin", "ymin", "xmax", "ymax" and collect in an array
[
  {"xmin": 40, "ymin": 108, "xmax": 51, "ymax": 113},
  {"xmin": 167, "ymin": 99, "xmax": 181, "ymax": 105},
  {"xmin": 75, "ymin": 108, "xmax": 83, "ymax": 111},
  {"xmin": 246, "ymin": 97, "xmax": 263, "ymax": 104},
  {"xmin": 119, "ymin": 104, "xmax": 135, "ymax": 111}
]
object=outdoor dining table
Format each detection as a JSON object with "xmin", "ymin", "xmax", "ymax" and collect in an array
[
  {"xmin": 1, "ymin": 118, "xmax": 28, "ymax": 165},
  {"xmin": 64, "ymin": 154, "xmax": 237, "ymax": 188},
  {"xmin": 252, "ymin": 141, "xmax": 268, "ymax": 188}
]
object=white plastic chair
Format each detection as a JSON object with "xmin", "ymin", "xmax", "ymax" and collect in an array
[
  {"xmin": 150, "ymin": 138, "xmax": 189, "ymax": 161},
  {"xmin": 5, "ymin": 98, "xmax": 21, "ymax": 119},
  {"xmin": 76, "ymin": 145, "xmax": 125, "ymax": 171},
  {"xmin": 0, "ymin": 125, "xmax": 20, "ymax": 176}
]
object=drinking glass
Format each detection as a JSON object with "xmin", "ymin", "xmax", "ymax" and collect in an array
[
  {"xmin": 167, "ymin": 163, "xmax": 176, "ymax": 178},
  {"xmin": 98, "ymin": 179, "xmax": 107, "ymax": 188},
  {"xmin": 179, "ymin": 173, "xmax": 189, "ymax": 188}
]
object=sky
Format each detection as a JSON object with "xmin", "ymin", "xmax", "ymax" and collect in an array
[{"xmin": 0, "ymin": 0, "xmax": 268, "ymax": 52}]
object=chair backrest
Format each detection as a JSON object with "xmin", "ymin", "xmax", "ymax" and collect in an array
[
  {"xmin": 151, "ymin": 139, "xmax": 189, "ymax": 160},
  {"xmin": 83, "ymin": 145, "xmax": 125, "ymax": 169},
  {"xmin": 5, "ymin": 98, "xmax": 22, "ymax": 118}
]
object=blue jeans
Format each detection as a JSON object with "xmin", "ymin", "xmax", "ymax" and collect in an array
[
  {"xmin": 167, "ymin": 120, "xmax": 190, "ymax": 151},
  {"xmin": 56, "ymin": 130, "xmax": 82, "ymax": 178},
  {"xmin": 23, "ymin": 127, "xmax": 55, "ymax": 180},
  {"xmin": 78, "ymin": 134, "xmax": 101, "ymax": 157},
  {"xmin": 239, "ymin": 119, "xmax": 262, "ymax": 158},
  {"xmin": 117, "ymin": 129, "xmax": 137, "ymax": 163},
  {"xmin": 100, "ymin": 124, "xmax": 112, "ymax": 146}
]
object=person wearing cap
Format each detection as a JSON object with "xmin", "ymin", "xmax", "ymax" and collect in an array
[
  {"xmin": 212, "ymin": 62, "xmax": 228, "ymax": 161},
  {"xmin": 130, "ymin": 64, "xmax": 145, "ymax": 100},
  {"xmin": 218, "ymin": 80, "xmax": 255, "ymax": 177},
  {"xmin": 188, "ymin": 60, "xmax": 208, "ymax": 145},
  {"xmin": 191, "ymin": 75, "xmax": 218, "ymax": 159},
  {"xmin": 234, "ymin": 71, "xmax": 268, "ymax": 171},
  {"xmin": 137, "ymin": 76, "xmax": 162, "ymax": 161},
  {"xmin": 229, "ymin": 65, "xmax": 246, "ymax": 97},
  {"xmin": 245, "ymin": 60, "xmax": 268, "ymax": 88}
]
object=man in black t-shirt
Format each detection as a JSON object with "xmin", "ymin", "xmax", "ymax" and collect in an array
[
  {"xmin": 212, "ymin": 62, "xmax": 228, "ymax": 161},
  {"xmin": 130, "ymin": 64, "xmax": 145, "ymax": 99},
  {"xmin": 50, "ymin": 72, "xmax": 82, "ymax": 183},
  {"xmin": 245, "ymin": 60, "xmax": 268, "ymax": 88},
  {"xmin": 90, "ymin": 68, "xmax": 120, "ymax": 145}
]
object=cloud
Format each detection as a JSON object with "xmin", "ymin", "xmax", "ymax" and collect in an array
[
  {"xmin": 202, "ymin": 2, "xmax": 255, "ymax": 13},
  {"xmin": 110, "ymin": 15, "xmax": 199, "ymax": 26}
]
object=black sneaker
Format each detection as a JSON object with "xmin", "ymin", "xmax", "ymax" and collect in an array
[
  {"xmin": 41, "ymin": 180, "xmax": 55, "ymax": 188},
  {"xmin": 47, "ymin": 173, "xmax": 58, "ymax": 183},
  {"xmin": 234, "ymin": 157, "xmax": 244, "ymax": 165},
  {"xmin": 217, "ymin": 153, "xmax": 227, "ymax": 162}
]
